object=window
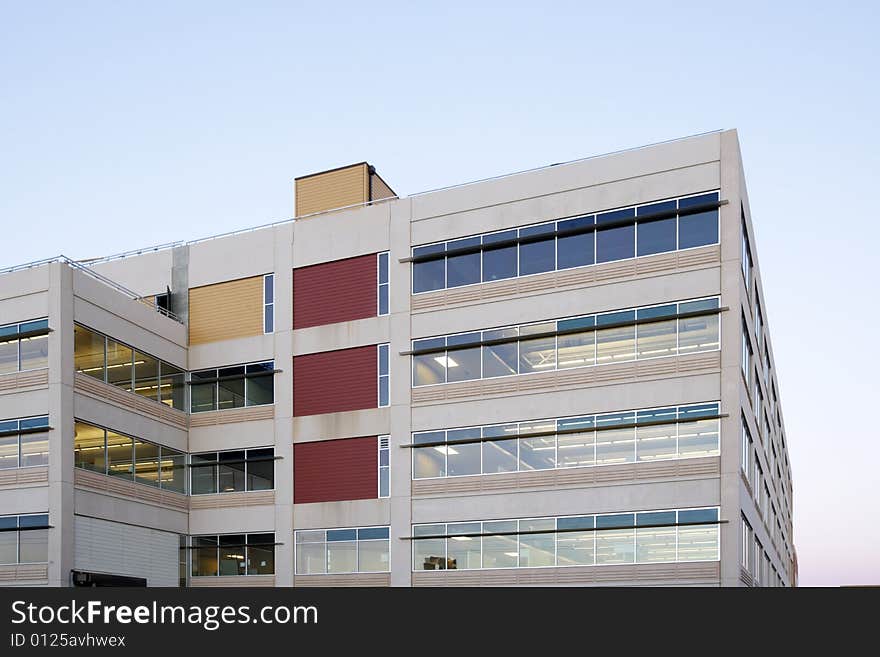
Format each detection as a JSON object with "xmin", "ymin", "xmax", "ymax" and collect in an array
[
  {"xmin": 741, "ymin": 418, "xmax": 753, "ymax": 480},
  {"xmin": 741, "ymin": 516, "xmax": 753, "ymax": 572},
  {"xmin": 0, "ymin": 514, "xmax": 49, "ymax": 564},
  {"xmin": 411, "ymin": 298, "xmax": 720, "ymax": 386},
  {"xmin": 741, "ymin": 316, "xmax": 752, "ymax": 385},
  {"xmin": 191, "ymin": 533, "xmax": 274, "ymax": 577},
  {"xmin": 74, "ymin": 324, "xmax": 186, "ymax": 410},
  {"xmin": 189, "ymin": 361, "xmax": 274, "ymax": 413},
  {"xmin": 411, "ymin": 192, "xmax": 720, "ymax": 294},
  {"xmin": 411, "ymin": 402, "xmax": 720, "ymax": 479},
  {"xmin": 0, "ymin": 319, "xmax": 49, "ymax": 375},
  {"xmin": 190, "ymin": 448, "xmax": 274, "ymax": 495},
  {"xmin": 0, "ymin": 416, "xmax": 49, "ymax": 469},
  {"xmin": 411, "ymin": 508, "xmax": 719, "ymax": 571},
  {"xmin": 378, "ymin": 436, "xmax": 389, "ymax": 498},
  {"xmin": 741, "ymin": 213, "xmax": 752, "ymax": 289},
  {"xmin": 378, "ymin": 344, "xmax": 390, "ymax": 407},
  {"xmin": 263, "ymin": 274, "xmax": 274, "ymax": 333},
  {"xmin": 74, "ymin": 421, "xmax": 185, "ymax": 493},
  {"xmin": 295, "ymin": 526, "xmax": 390, "ymax": 574},
  {"xmin": 377, "ymin": 252, "xmax": 390, "ymax": 315}
]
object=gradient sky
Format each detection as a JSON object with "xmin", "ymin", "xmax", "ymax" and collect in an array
[{"xmin": 1, "ymin": 1, "xmax": 877, "ymax": 586}]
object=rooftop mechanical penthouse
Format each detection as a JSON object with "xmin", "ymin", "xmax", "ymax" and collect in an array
[{"xmin": 0, "ymin": 131, "xmax": 795, "ymax": 587}]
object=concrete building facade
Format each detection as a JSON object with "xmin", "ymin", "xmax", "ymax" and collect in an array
[{"xmin": 0, "ymin": 130, "xmax": 796, "ymax": 587}]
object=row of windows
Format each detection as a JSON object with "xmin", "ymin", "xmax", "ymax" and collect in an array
[
  {"xmin": 190, "ymin": 361, "xmax": 275, "ymax": 413},
  {"xmin": 191, "ymin": 448, "xmax": 274, "ymax": 495},
  {"xmin": 412, "ymin": 297, "xmax": 720, "ymax": 386},
  {"xmin": 412, "ymin": 508, "xmax": 720, "ymax": 571},
  {"xmin": 412, "ymin": 192, "xmax": 720, "ymax": 293},
  {"xmin": 0, "ymin": 416, "xmax": 49, "ymax": 469},
  {"xmin": 0, "ymin": 514, "xmax": 49, "ymax": 565},
  {"xmin": 74, "ymin": 324, "xmax": 186, "ymax": 410},
  {"xmin": 73, "ymin": 421, "xmax": 186, "ymax": 493},
  {"xmin": 412, "ymin": 403, "xmax": 720, "ymax": 479},
  {"xmin": 0, "ymin": 319, "xmax": 49, "ymax": 374},
  {"xmin": 741, "ymin": 517, "xmax": 786, "ymax": 587},
  {"xmin": 190, "ymin": 533, "xmax": 275, "ymax": 577},
  {"xmin": 295, "ymin": 527, "xmax": 390, "ymax": 575}
]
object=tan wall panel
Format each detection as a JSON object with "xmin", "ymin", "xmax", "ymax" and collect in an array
[
  {"xmin": 370, "ymin": 173, "xmax": 396, "ymax": 201},
  {"xmin": 189, "ymin": 276, "xmax": 264, "ymax": 345},
  {"xmin": 295, "ymin": 164, "xmax": 368, "ymax": 217}
]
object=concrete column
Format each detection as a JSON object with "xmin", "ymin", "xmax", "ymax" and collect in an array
[{"xmin": 47, "ymin": 262, "xmax": 75, "ymax": 586}]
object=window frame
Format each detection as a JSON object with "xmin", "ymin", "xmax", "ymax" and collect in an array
[
  {"xmin": 190, "ymin": 532, "xmax": 276, "ymax": 577},
  {"xmin": 378, "ymin": 435, "xmax": 390, "ymax": 498},
  {"xmin": 263, "ymin": 273, "xmax": 275, "ymax": 334},
  {"xmin": 377, "ymin": 252, "xmax": 390, "ymax": 316},
  {"xmin": 0, "ymin": 318, "xmax": 50, "ymax": 375},
  {"xmin": 294, "ymin": 525, "xmax": 391, "ymax": 575},
  {"xmin": 189, "ymin": 447, "xmax": 275, "ymax": 495},
  {"xmin": 188, "ymin": 360, "xmax": 275, "ymax": 413},
  {"xmin": 377, "ymin": 344, "xmax": 390, "ymax": 407},
  {"xmin": 0, "ymin": 513, "xmax": 50, "ymax": 565}
]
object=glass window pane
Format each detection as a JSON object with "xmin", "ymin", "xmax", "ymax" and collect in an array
[
  {"xmin": 74, "ymin": 422, "xmax": 105, "ymax": 473},
  {"xmin": 105, "ymin": 339, "xmax": 133, "ymax": 390},
  {"xmin": 0, "ymin": 338, "xmax": 18, "ymax": 375},
  {"xmin": 133, "ymin": 440, "xmax": 160, "ymax": 487},
  {"xmin": 557, "ymin": 529, "xmax": 594, "ymax": 566},
  {"xmin": 678, "ymin": 418, "xmax": 720, "ymax": 458},
  {"xmin": 160, "ymin": 448, "xmax": 186, "ymax": 493},
  {"xmin": 636, "ymin": 416, "xmax": 677, "ymax": 462},
  {"xmin": 130, "ymin": 352, "xmax": 159, "ymax": 401},
  {"xmin": 327, "ymin": 540, "xmax": 357, "ymax": 573},
  {"xmin": 192, "ymin": 536, "xmax": 218, "ymax": 577},
  {"xmin": 595, "ymin": 416, "xmax": 635, "ymax": 465},
  {"xmin": 219, "ymin": 535, "xmax": 246, "ymax": 576},
  {"xmin": 678, "ymin": 193, "xmax": 719, "ymax": 249},
  {"xmin": 636, "ymin": 201, "xmax": 677, "ymax": 256},
  {"xmin": 245, "ymin": 373, "xmax": 274, "ymax": 407},
  {"xmin": 20, "ymin": 431, "xmax": 48, "ymax": 467},
  {"xmin": 482, "ymin": 231, "xmax": 517, "ymax": 282},
  {"xmin": 557, "ymin": 328, "xmax": 595, "ymax": 369},
  {"xmin": 160, "ymin": 364, "xmax": 186, "ymax": 410},
  {"xmin": 412, "ymin": 245, "xmax": 446, "ymax": 293},
  {"xmin": 678, "ymin": 525, "xmax": 719, "ymax": 561},
  {"xmin": 557, "ymin": 417, "xmax": 595, "ymax": 469},
  {"xmin": 679, "ymin": 314, "xmax": 720, "ymax": 354},
  {"xmin": 518, "ymin": 225, "xmax": 555, "ymax": 276},
  {"xmin": 246, "ymin": 451, "xmax": 273, "ymax": 491},
  {"xmin": 378, "ymin": 287, "xmax": 389, "ymax": 316},
  {"xmin": 413, "ymin": 438, "xmax": 446, "ymax": 479},
  {"xmin": 74, "ymin": 325, "xmax": 104, "ymax": 380},
  {"xmin": 377, "ymin": 253, "xmax": 389, "ymax": 285},
  {"xmin": 218, "ymin": 451, "xmax": 246, "ymax": 493},
  {"xmin": 0, "ymin": 430, "xmax": 19, "ymax": 469},
  {"xmin": 519, "ymin": 518, "xmax": 555, "ymax": 567},
  {"xmin": 358, "ymin": 540, "xmax": 390, "ymax": 572},
  {"xmin": 482, "ymin": 328, "xmax": 518, "ymax": 378},
  {"xmin": 247, "ymin": 538, "xmax": 275, "ymax": 575},
  {"xmin": 482, "ymin": 520, "xmax": 518, "ymax": 568},
  {"xmin": 0, "ymin": 528, "xmax": 16, "ymax": 563},
  {"xmin": 19, "ymin": 334, "xmax": 48, "ymax": 371},
  {"xmin": 444, "ymin": 522, "xmax": 480, "ymax": 570},
  {"xmin": 413, "ymin": 348, "xmax": 447, "ymax": 386},
  {"xmin": 106, "ymin": 432, "xmax": 133, "ymax": 479},
  {"xmin": 265, "ymin": 305, "xmax": 275, "ymax": 333},
  {"xmin": 190, "ymin": 455, "xmax": 217, "ymax": 495},
  {"xmin": 446, "ymin": 237, "xmax": 481, "ymax": 288},
  {"xmin": 413, "ymin": 533, "xmax": 447, "ymax": 570},
  {"xmin": 636, "ymin": 526, "xmax": 677, "ymax": 563},
  {"xmin": 518, "ymin": 419, "xmax": 556, "ymax": 471},
  {"xmin": 518, "ymin": 323, "xmax": 556, "ymax": 374},
  {"xmin": 190, "ymin": 371, "xmax": 217, "ymax": 413},
  {"xmin": 596, "ymin": 324, "xmax": 636, "ymax": 365},
  {"xmin": 218, "ymin": 367, "xmax": 245, "ymax": 410},
  {"xmin": 19, "ymin": 528, "xmax": 48, "ymax": 563},
  {"xmin": 296, "ymin": 540, "xmax": 326, "ymax": 574},
  {"xmin": 596, "ymin": 208, "xmax": 635, "ymax": 263},
  {"xmin": 481, "ymin": 428, "xmax": 517, "ymax": 474},
  {"xmin": 595, "ymin": 527, "xmax": 635, "ymax": 564},
  {"xmin": 557, "ymin": 216, "xmax": 594, "ymax": 269},
  {"xmin": 637, "ymin": 319, "xmax": 677, "ymax": 360},
  {"xmin": 446, "ymin": 428, "xmax": 481, "ymax": 477},
  {"xmin": 446, "ymin": 333, "xmax": 481, "ymax": 383}
]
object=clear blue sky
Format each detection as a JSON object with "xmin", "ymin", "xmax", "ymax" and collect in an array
[{"xmin": 2, "ymin": 1, "xmax": 877, "ymax": 585}]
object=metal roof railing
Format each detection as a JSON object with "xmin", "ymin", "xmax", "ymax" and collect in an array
[{"xmin": 0, "ymin": 255, "xmax": 183, "ymax": 324}]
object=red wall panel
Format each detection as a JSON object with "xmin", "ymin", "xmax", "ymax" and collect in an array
[
  {"xmin": 294, "ymin": 345, "xmax": 377, "ymax": 416},
  {"xmin": 294, "ymin": 437, "xmax": 378, "ymax": 503},
  {"xmin": 293, "ymin": 254, "xmax": 377, "ymax": 329}
]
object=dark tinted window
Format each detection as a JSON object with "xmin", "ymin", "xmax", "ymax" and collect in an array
[
  {"xmin": 481, "ymin": 230, "xmax": 517, "ymax": 282},
  {"xmin": 596, "ymin": 208, "xmax": 635, "ymax": 263},
  {"xmin": 518, "ymin": 224, "xmax": 555, "ymax": 275},
  {"xmin": 412, "ymin": 244, "xmax": 446, "ymax": 293},
  {"xmin": 557, "ymin": 216, "xmax": 594, "ymax": 269},
  {"xmin": 637, "ymin": 200, "xmax": 676, "ymax": 256},
  {"xmin": 678, "ymin": 193, "xmax": 719, "ymax": 249},
  {"xmin": 446, "ymin": 236, "xmax": 481, "ymax": 288}
]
